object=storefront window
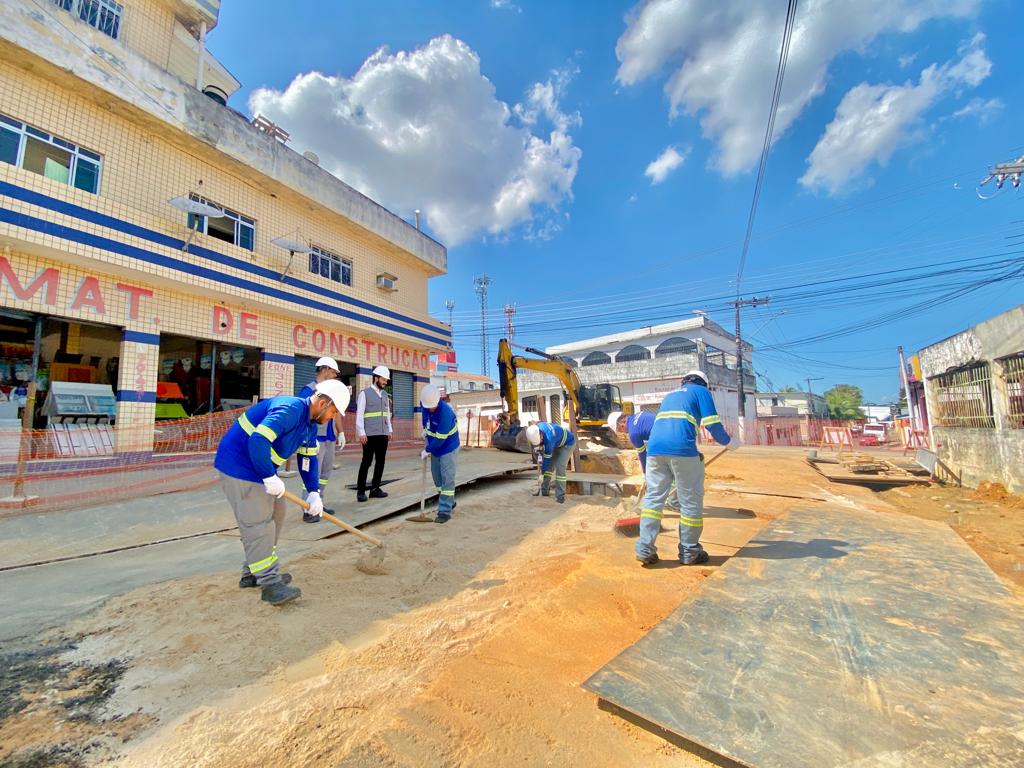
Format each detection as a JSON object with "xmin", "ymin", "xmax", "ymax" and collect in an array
[{"xmin": 158, "ymin": 334, "xmax": 261, "ymax": 417}]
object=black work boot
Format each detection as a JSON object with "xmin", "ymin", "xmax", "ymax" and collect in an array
[
  {"xmin": 357, "ymin": 492, "xmax": 368, "ymax": 503},
  {"xmin": 369, "ymin": 488, "xmax": 388, "ymax": 499},
  {"xmin": 240, "ymin": 572, "xmax": 291, "ymax": 589},
  {"xmin": 261, "ymin": 581, "xmax": 301, "ymax": 605},
  {"xmin": 636, "ymin": 553, "xmax": 660, "ymax": 566},
  {"xmin": 302, "ymin": 513, "xmax": 321, "ymax": 524},
  {"xmin": 681, "ymin": 550, "xmax": 710, "ymax": 566}
]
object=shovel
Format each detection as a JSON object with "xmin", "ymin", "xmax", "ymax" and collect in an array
[
  {"xmin": 281, "ymin": 490, "xmax": 387, "ymax": 574},
  {"xmin": 407, "ymin": 454, "xmax": 433, "ymax": 523}
]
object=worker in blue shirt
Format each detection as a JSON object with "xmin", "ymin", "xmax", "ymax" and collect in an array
[
  {"xmin": 419, "ymin": 385, "xmax": 460, "ymax": 524},
  {"xmin": 616, "ymin": 410, "xmax": 679, "ymax": 512},
  {"xmin": 297, "ymin": 357, "xmax": 347, "ymax": 523},
  {"xmin": 525, "ymin": 421, "xmax": 576, "ymax": 503},
  {"xmin": 635, "ymin": 370, "xmax": 740, "ymax": 567},
  {"xmin": 214, "ymin": 380, "xmax": 350, "ymax": 605}
]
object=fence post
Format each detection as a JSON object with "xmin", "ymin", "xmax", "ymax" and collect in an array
[{"xmin": 11, "ymin": 382, "xmax": 37, "ymax": 502}]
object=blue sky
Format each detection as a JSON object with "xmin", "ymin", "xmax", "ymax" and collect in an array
[{"xmin": 211, "ymin": 0, "xmax": 1023, "ymax": 402}]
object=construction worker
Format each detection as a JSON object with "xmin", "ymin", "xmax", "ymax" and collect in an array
[
  {"xmin": 635, "ymin": 370, "xmax": 739, "ymax": 567},
  {"xmin": 525, "ymin": 421, "xmax": 575, "ymax": 504},
  {"xmin": 355, "ymin": 365, "xmax": 392, "ymax": 503},
  {"xmin": 214, "ymin": 380, "xmax": 351, "ymax": 605},
  {"xmin": 419, "ymin": 384, "xmax": 460, "ymax": 523},
  {"xmin": 614, "ymin": 411, "xmax": 679, "ymax": 512},
  {"xmin": 297, "ymin": 357, "xmax": 347, "ymax": 523}
]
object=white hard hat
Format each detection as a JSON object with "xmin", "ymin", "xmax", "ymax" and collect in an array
[
  {"xmin": 371, "ymin": 365, "xmax": 390, "ymax": 381},
  {"xmin": 525, "ymin": 424, "xmax": 542, "ymax": 446},
  {"xmin": 420, "ymin": 384, "xmax": 441, "ymax": 409},
  {"xmin": 315, "ymin": 356, "xmax": 339, "ymax": 372},
  {"xmin": 606, "ymin": 411, "xmax": 622, "ymax": 432},
  {"xmin": 682, "ymin": 369, "xmax": 709, "ymax": 386},
  {"xmin": 314, "ymin": 379, "xmax": 350, "ymax": 412}
]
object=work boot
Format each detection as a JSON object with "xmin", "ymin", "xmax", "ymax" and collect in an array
[
  {"xmin": 636, "ymin": 553, "xmax": 659, "ymax": 566},
  {"xmin": 435, "ymin": 514, "xmax": 451, "ymax": 524},
  {"xmin": 681, "ymin": 551, "xmax": 710, "ymax": 566},
  {"xmin": 302, "ymin": 512, "xmax": 321, "ymax": 524},
  {"xmin": 240, "ymin": 572, "xmax": 291, "ymax": 589},
  {"xmin": 261, "ymin": 581, "xmax": 301, "ymax": 605},
  {"xmin": 357, "ymin": 492, "xmax": 368, "ymax": 503},
  {"xmin": 556, "ymin": 495, "xmax": 565, "ymax": 504},
  {"xmin": 369, "ymin": 488, "xmax": 388, "ymax": 499}
]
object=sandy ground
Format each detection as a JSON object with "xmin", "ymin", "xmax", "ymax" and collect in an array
[{"xmin": 2, "ymin": 447, "xmax": 1022, "ymax": 767}]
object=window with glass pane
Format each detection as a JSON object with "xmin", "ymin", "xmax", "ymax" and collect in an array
[
  {"xmin": 23, "ymin": 137, "xmax": 72, "ymax": 183},
  {"xmin": 237, "ymin": 222, "xmax": 254, "ymax": 251},
  {"xmin": 206, "ymin": 215, "xmax": 236, "ymax": 245},
  {"xmin": 0, "ymin": 126, "xmax": 18, "ymax": 166},
  {"xmin": 53, "ymin": 0, "xmax": 122, "ymax": 40},
  {"xmin": 73, "ymin": 158, "xmax": 99, "ymax": 193}
]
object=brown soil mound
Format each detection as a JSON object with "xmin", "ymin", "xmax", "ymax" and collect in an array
[{"xmin": 971, "ymin": 481, "xmax": 1024, "ymax": 509}]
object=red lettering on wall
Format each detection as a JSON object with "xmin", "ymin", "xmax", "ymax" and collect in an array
[
  {"xmin": 240, "ymin": 312, "xmax": 258, "ymax": 340},
  {"xmin": 347, "ymin": 337, "xmax": 358, "ymax": 359},
  {"xmin": 0, "ymin": 258, "xmax": 59, "ymax": 305},
  {"xmin": 70, "ymin": 277, "xmax": 106, "ymax": 314},
  {"xmin": 329, "ymin": 332, "xmax": 344, "ymax": 358},
  {"xmin": 115, "ymin": 283, "xmax": 152, "ymax": 321},
  {"xmin": 363, "ymin": 340, "xmax": 374, "ymax": 360},
  {"xmin": 377, "ymin": 343, "xmax": 387, "ymax": 363},
  {"xmin": 312, "ymin": 329, "xmax": 326, "ymax": 353},
  {"xmin": 212, "ymin": 306, "xmax": 232, "ymax": 335},
  {"xmin": 293, "ymin": 325, "xmax": 308, "ymax": 348},
  {"xmin": 402, "ymin": 349, "xmax": 410, "ymax": 367}
]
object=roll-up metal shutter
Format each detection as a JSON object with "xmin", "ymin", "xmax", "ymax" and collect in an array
[
  {"xmin": 293, "ymin": 355, "xmax": 318, "ymax": 396},
  {"xmin": 391, "ymin": 371, "xmax": 414, "ymax": 419}
]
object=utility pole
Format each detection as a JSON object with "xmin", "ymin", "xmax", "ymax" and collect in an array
[
  {"xmin": 897, "ymin": 345, "xmax": 918, "ymax": 434},
  {"xmin": 733, "ymin": 296, "xmax": 770, "ymax": 436},
  {"xmin": 473, "ymin": 275, "xmax": 492, "ymax": 377},
  {"xmin": 979, "ymin": 155, "xmax": 1023, "ymax": 192},
  {"xmin": 805, "ymin": 377, "xmax": 823, "ymax": 417},
  {"xmin": 444, "ymin": 299, "xmax": 455, "ymax": 346},
  {"xmin": 503, "ymin": 303, "xmax": 517, "ymax": 343}
]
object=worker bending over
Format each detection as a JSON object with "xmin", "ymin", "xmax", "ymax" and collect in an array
[
  {"xmin": 526, "ymin": 421, "xmax": 576, "ymax": 504},
  {"xmin": 617, "ymin": 411, "xmax": 679, "ymax": 512},
  {"xmin": 356, "ymin": 365, "xmax": 392, "ymax": 503},
  {"xmin": 419, "ymin": 384, "xmax": 460, "ymax": 524},
  {"xmin": 635, "ymin": 370, "xmax": 739, "ymax": 567},
  {"xmin": 297, "ymin": 356, "xmax": 347, "ymax": 523},
  {"xmin": 214, "ymin": 380, "xmax": 350, "ymax": 605}
]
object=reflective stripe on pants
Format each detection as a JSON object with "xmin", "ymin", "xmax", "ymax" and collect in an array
[
  {"xmin": 635, "ymin": 454, "xmax": 705, "ymax": 563},
  {"xmin": 540, "ymin": 444, "xmax": 572, "ymax": 501},
  {"xmin": 220, "ymin": 472, "xmax": 286, "ymax": 586},
  {"xmin": 430, "ymin": 448, "xmax": 459, "ymax": 517}
]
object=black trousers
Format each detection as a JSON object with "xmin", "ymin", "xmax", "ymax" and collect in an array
[{"xmin": 357, "ymin": 434, "xmax": 389, "ymax": 492}]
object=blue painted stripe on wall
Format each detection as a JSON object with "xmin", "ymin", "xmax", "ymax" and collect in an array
[
  {"xmin": 356, "ymin": 366, "xmax": 374, "ymax": 375},
  {"xmin": 261, "ymin": 352, "xmax": 295, "ymax": 364},
  {"xmin": 116, "ymin": 390, "xmax": 157, "ymax": 402},
  {"xmin": 0, "ymin": 206, "xmax": 450, "ymax": 348},
  {"xmin": 122, "ymin": 330, "xmax": 160, "ymax": 345},
  {"xmin": 414, "ymin": 376, "xmax": 431, "ymax": 383},
  {"xmin": 0, "ymin": 180, "xmax": 450, "ymax": 340}
]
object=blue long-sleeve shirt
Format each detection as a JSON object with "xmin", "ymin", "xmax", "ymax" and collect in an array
[
  {"xmin": 627, "ymin": 411, "xmax": 655, "ymax": 471},
  {"xmin": 647, "ymin": 384, "xmax": 731, "ymax": 458},
  {"xmin": 422, "ymin": 400, "xmax": 460, "ymax": 456},
  {"xmin": 214, "ymin": 396, "xmax": 320, "ymax": 493},
  {"xmin": 537, "ymin": 422, "xmax": 575, "ymax": 473},
  {"xmin": 298, "ymin": 381, "xmax": 336, "ymax": 442}
]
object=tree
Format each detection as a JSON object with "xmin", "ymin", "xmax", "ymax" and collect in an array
[
  {"xmin": 824, "ymin": 384, "xmax": 864, "ymax": 419},
  {"xmin": 779, "ymin": 385, "xmax": 800, "ymax": 393}
]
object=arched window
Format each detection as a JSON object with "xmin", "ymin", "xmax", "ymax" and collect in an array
[
  {"xmin": 581, "ymin": 351, "xmax": 612, "ymax": 366},
  {"xmin": 616, "ymin": 344, "xmax": 651, "ymax": 363},
  {"xmin": 654, "ymin": 337, "xmax": 698, "ymax": 358}
]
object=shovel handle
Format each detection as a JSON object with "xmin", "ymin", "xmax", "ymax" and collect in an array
[
  {"xmin": 281, "ymin": 490, "xmax": 383, "ymax": 548},
  {"xmin": 704, "ymin": 447, "xmax": 729, "ymax": 468}
]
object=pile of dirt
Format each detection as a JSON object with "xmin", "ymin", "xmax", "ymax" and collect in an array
[
  {"xmin": 971, "ymin": 481, "xmax": 1024, "ymax": 509},
  {"xmin": 579, "ymin": 449, "xmax": 640, "ymax": 476}
]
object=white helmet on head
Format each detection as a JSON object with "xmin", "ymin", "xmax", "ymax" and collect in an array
[
  {"xmin": 682, "ymin": 369, "xmax": 709, "ymax": 387},
  {"xmin": 606, "ymin": 411, "xmax": 622, "ymax": 432},
  {"xmin": 420, "ymin": 384, "xmax": 441, "ymax": 409},
  {"xmin": 315, "ymin": 356, "xmax": 340, "ymax": 372},
  {"xmin": 371, "ymin": 365, "xmax": 390, "ymax": 381},
  {"xmin": 314, "ymin": 379, "xmax": 350, "ymax": 412},
  {"xmin": 525, "ymin": 424, "xmax": 542, "ymax": 446}
]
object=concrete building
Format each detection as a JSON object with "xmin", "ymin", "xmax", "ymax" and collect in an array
[
  {"xmin": 429, "ymin": 369, "xmax": 497, "ymax": 395},
  {"xmin": 514, "ymin": 316, "xmax": 756, "ymax": 430},
  {"xmin": 0, "ymin": 0, "xmax": 448, "ymax": 452},
  {"xmin": 755, "ymin": 391, "xmax": 829, "ymax": 418},
  {"xmin": 917, "ymin": 305, "xmax": 1023, "ymax": 492}
]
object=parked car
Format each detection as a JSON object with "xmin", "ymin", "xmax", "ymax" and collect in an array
[{"xmin": 859, "ymin": 422, "xmax": 888, "ymax": 446}]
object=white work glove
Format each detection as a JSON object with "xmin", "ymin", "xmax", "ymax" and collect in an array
[
  {"xmin": 337, "ymin": 432, "xmax": 346, "ymax": 450},
  {"xmin": 262, "ymin": 475, "xmax": 286, "ymax": 497},
  {"xmin": 420, "ymin": 449, "xmax": 430, "ymax": 461},
  {"xmin": 726, "ymin": 435, "xmax": 743, "ymax": 451},
  {"xmin": 306, "ymin": 491, "xmax": 324, "ymax": 518}
]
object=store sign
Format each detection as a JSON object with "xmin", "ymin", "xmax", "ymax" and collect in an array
[
  {"xmin": 0, "ymin": 256, "xmax": 154, "ymax": 322},
  {"xmin": 212, "ymin": 306, "xmax": 258, "ymax": 340},
  {"xmin": 292, "ymin": 323, "xmax": 429, "ymax": 371}
]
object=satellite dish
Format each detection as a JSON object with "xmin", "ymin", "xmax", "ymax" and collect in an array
[
  {"xmin": 168, "ymin": 196, "xmax": 225, "ymax": 218},
  {"xmin": 271, "ymin": 236, "xmax": 313, "ymax": 281}
]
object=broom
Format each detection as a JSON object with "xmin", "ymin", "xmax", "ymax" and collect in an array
[{"xmin": 613, "ymin": 447, "xmax": 729, "ymax": 537}]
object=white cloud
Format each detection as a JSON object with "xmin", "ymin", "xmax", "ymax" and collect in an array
[
  {"xmin": 627, "ymin": 193, "xmax": 639, "ymax": 203},
  {"xmin": 491, "ymin": 0, "xmax": 522, "ymax": 10},
  {"xmin": 953, "ymin": 96, "xmax": 1004, "ymax": 122},
  {"xmin": 644, "ymin": 145, "xmax": 687, "ymax": 184},
  {"xmin": 615, "ymin": 0, "xmax": 980, "ymax": 176},
  {"xmin": 898, "ymin": 53, "xmax": 918, "ymax": 69},
  {"xmin": 800, "ymin": 35, "xmax": 991, "ymax": 194},
  {"xmin": 249, "ymin": 35, "xmax": 580, "ymax": 246}
]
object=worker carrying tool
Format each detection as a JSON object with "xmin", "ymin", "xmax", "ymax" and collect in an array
[
  {"xmin": 525, "ymin": 422, "xmax": 576, "ymax": 504},
  {"xmin": 214, "ymin": 380, "xmax": 351, "ymax": 605},
  {"xmin": 297, "ymin": 357, "xmax": 347, "ymax": 523},
  {"xmin": 355, "ymin": 365, "xmax": 392, "ymax": 503},
  {"xmin": 616, "ymin": 411, "xmax": 679, "ymax": 512},
  {"xmin": 634, "ymin": 370, "xmax": 740, "ymax": 567},
  {"xmin": 419, "ymin": 384, "xmax": 460, "ymax": 524}
]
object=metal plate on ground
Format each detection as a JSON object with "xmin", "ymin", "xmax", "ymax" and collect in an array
[{"xmin": 584, "ymin": 506, "xmax": 1024, "ymax": 768}]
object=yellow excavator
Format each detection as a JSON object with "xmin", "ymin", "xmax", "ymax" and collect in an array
[{"xmin": 491, "ymin": 338, "xmax": 634, "ymax": 452}]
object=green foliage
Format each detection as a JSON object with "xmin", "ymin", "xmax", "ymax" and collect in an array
[
  {"xmin": 779, "ymin": 385, "xmax": 800, "ymax": 393},
  {"xmin": 824, "ymin": 384, "xmax": 864, "ymax": 419}
]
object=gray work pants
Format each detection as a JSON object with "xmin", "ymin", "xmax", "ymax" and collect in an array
[
  {"xmin": 315, "ymin": 439, "xmax": 336, "ymax": 497},
  {"xmin": 541, "ymin": 445, "xmax": 572, "ymax": 502},
  {"xmin": 635, "ymin": 455, "xmax": 705, "ymax": 563},
  {"xmin": 220, "ymin": 472, "xmax": 286, "ymax": 585}
]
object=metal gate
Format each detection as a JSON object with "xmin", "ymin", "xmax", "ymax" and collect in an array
[
  {"xmin": 390, "ymin": 371, "xmax": 414, "ymax": 419},
  {"xmin": 292, "ymin": 355, "xmax": 318, "ymax": 395}
]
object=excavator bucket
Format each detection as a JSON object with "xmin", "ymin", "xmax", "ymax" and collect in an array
[{"xmin": 491, "ymin": 425, "xmax": 532, "ymax": 453}]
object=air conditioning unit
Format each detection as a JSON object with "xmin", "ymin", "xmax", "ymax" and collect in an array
[{"xmin": 376, "ymin": 272, "xmax": 398, "ymax": 292}]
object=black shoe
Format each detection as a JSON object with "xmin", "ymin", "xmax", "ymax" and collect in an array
[
  {"xmin": 302, "ymin": 513, "xmax": 321, "ymax": 524},
  {"xmin": 435, "ymin": 515, "xmax": 451, "ymax": 524},
  {"xmin": 357, "ymin": 492, "xmax": 368, "ymax": 503},
  {"xmin": 636, "ymin": 553, "xmax": 660, "ymax": 566},
  {"xmin": 556, "ymin": 496, "xmax": 565, "ymax": 504},
  {"xmin": 261, "ymin": 581, "xmax": 301, "ymax": 605},
  {"xmin": 240, "ymin": 572, "xmax": 291, "ymax": 589},
  {"xmin": 541, "ymin": 490, "xmax": 550, "ymax": 497},
  {"xmin": 369, "ymin": 488, "xmax": 388, "ymax": 499},
  {"xmin": 682, "ymin": 551, "xmax": 710, "ymax": 566}
]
